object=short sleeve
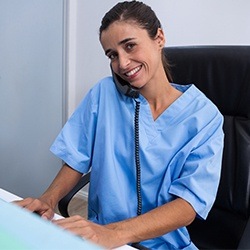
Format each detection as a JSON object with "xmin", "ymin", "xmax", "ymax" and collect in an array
[
  {"xmin": 50, "ymin": 88, "xmax": 98, "ymax": 173},
  {"xmin": 169, "ymin": 113, "xmax": 224, "ymax": 219}
]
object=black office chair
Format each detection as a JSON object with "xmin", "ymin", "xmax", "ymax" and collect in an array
[{"xmin": 58, "ymin": 46, "xmax": 250, "ymax": 249}]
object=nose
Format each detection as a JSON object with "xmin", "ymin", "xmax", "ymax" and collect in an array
[{"xmin": 118, "ymin": 52, "xmax": 130, "ymax": 70}]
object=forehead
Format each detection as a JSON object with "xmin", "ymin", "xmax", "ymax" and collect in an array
[{"xmin": 100, "ymin": 20, "xmax": 149, "ymax": 49}]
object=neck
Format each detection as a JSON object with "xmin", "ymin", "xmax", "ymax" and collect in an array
[{"xmin": 145, "ymin": 82, "xmax": 182, "ymax": 121}]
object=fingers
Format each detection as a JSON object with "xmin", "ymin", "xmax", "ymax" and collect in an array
[
  {"xmin": 53, "ymin": 216, "xmax": 116, "ymax": 248},
  {"xmin": 40, "ymin": 209, "xmax": 54, "ymax": 220},
  {"xmin": 54, "ymin": 216, "xmax": 96, "ymax": 239},
  {"xmin": 13, "ymin": 197, "xmax": 33, "ymax": 207},
  {"xmin": 13, "ymin": 198, "xmax": 54, "ymax": 220},
  {"xmin": 54, "ymin": 215, "xmax": 88, "ymax": 229}
]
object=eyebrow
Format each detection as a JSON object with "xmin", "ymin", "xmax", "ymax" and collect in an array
[{"xmin": 105, "ymin": 37, "xmax": 135, "ymax": 56}]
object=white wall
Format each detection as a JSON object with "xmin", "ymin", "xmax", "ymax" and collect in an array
[
  {"xmin": 0, "ymin": 0, "xmax": 65, "ymax": 197},
  {"xmin": 66, "ymin": 0, "xmax": 250, "ymax": 116}
]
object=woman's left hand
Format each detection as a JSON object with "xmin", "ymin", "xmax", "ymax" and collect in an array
[{"xmin": 53, "ymin": 215, "xmax": 121, "ymax": 248}]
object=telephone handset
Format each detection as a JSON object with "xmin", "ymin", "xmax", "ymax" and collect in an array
[
  {"xmin": 111, "ymin": 67, "xmax": 139, "ymax": 98},
  {"xmin": 111, "ymin": 66, "xmax": 142, "ymax": 216}
]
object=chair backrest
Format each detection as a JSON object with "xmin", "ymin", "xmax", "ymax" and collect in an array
[{"xmin": 164, "ymin": 46, "xmax": 250, "ymax": 249}]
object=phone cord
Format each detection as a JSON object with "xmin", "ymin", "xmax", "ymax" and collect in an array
[{"xmin": 134, "ymin": 99, "xmax": 142, "ymax": 216}]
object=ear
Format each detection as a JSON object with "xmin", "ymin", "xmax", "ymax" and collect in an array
[{"xmin": 155, "ymin": 28, "xmax": 165, "ymax": 48}]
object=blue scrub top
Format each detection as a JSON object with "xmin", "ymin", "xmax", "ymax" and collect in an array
[{"xmin": 50, "ymin": 77, "xmax": 224, "ymax": 249}]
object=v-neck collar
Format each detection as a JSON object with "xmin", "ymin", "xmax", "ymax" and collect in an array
[{"xmin": 135, "ymin": 84, "xmax": 198, "ymax": 142}]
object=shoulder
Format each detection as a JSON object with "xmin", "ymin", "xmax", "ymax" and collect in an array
[
  {"xmin": 87, "ymin": 76, "xmax": 132, "ymax": 105},
  {"xmin": 190, "ymin": 84, "xmax": 223, "ymax": 121},
  {"xmin": 172, "ymin": 83, "xmax": 224, "ymax": 129},
  {"xmin": 76, "ymin": 76, "xmax": 130, "ymax": 114},
  {"xmin": 78, "ymin": 76, "xmax": 117, "ymax": 106},
  {"xmin": 175, "ymin": 83, "xmax": 222, "ymax": 116},
  {"xmin": 89, "ymin": 76, "xmax": 115, "ymax": 96}
]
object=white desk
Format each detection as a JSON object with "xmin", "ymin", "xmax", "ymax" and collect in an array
[{"xmin": 0, "ymin": 188, "xmax": 134, "ymax": 250}]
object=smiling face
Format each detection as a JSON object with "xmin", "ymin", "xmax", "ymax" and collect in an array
[{"xmin": 100, "ymin": 20, "xmax": 166, "ymax": 92}]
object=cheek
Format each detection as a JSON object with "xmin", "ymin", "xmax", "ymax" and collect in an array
[
  {"xmin": 138, "ymin": 46, "xmax": 158, "ymax": 66},
  {"xmin": 111, "ymin": 61, "xmax": 119, "ymax": 74},
  {"xmin": 148, "ymin": 49, "xmax": 162, "ymax": 68}
]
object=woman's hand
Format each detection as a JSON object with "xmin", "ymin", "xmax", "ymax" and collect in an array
[
  {"xmin": 13, "ymin": 197, "xmax": 55, "ymax": 220},
  {"xmin": 53, "ymin": 216, "xmax": 122, "ymax": 249}
]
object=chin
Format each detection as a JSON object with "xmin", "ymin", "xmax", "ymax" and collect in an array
[{"xmin": 130, "ymin": 80, "xmax": 145, "ymax": 89}]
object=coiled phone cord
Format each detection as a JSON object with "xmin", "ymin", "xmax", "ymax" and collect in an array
[
  {"xmin": 134, "ymin": 99, "xmax": 142, "ymax": 216},
  {"xmin": 132, "ymin": 100, "xmax": 152, "ymax": 249}
]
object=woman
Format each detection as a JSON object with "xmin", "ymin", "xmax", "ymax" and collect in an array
[{"xmin": 16, "ymin": 1, "xmax": 224, "ymax": 249}]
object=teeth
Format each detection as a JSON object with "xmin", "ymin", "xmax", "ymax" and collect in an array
[{"xmin": 126, "ymin": 66, "xmax": 141, "ymax": 77}]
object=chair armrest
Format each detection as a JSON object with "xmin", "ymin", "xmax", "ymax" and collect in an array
[
  {"xmin": 131, "ymin": 243, "xmax": 150, "ymax": 249},
  {"xmin": 58, "ymin": 172, "xmax": 90, "ymax": 217},
  {"xmin": 237, "ymin": 216, "xmax": 250, "ymax": 249}
]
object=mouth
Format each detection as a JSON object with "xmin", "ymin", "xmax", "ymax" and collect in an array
[{"xmin": 124, "ymin": 65, "xmax": 142, "ymax": 77}]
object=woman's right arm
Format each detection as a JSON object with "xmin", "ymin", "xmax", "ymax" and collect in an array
[{"xmin": 14, "ymin": 164, "xmax": 82, "ymax": 220}]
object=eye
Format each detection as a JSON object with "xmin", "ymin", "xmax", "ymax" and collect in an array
[
  {"xmin": 125, "ymin": 43, "xmax": 136, "ymax": 51},
  {"xmin": 107, "ymin": 52, "xmax": 118, "ymax": 60}
]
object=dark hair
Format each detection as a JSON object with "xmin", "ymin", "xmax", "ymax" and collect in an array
[{"xmin": 99, "ymin": 1, "xmax": 172, "ymax": 82}]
